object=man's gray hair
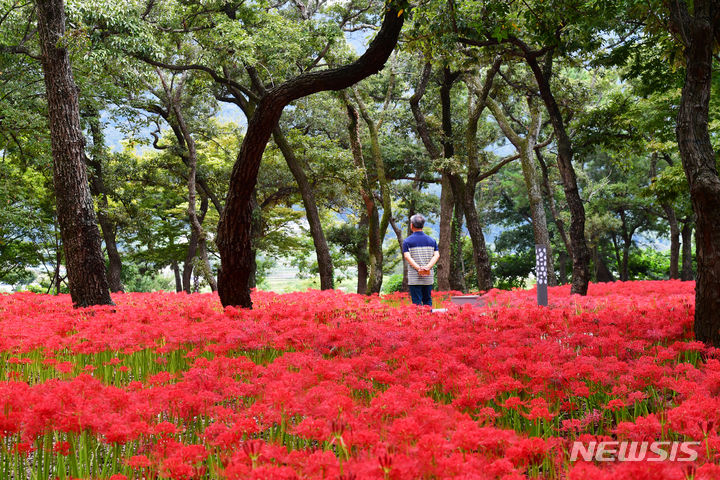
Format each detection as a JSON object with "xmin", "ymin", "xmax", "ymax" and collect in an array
[{"xmin": 410, "ymin": 214, "xmax": 425, "ymax": 229}]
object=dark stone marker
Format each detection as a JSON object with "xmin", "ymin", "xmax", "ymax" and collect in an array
[{"xmin": 536, "ymin": 245, "xmax": 548, "ymax": 306}]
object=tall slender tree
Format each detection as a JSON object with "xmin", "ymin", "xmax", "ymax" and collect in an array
[{"xmin": 35, "ymin": 0, "xmax": 112, "ymax": 306}]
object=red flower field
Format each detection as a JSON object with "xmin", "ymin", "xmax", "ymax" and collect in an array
[{"xmin": 1, "ymin": 281, "xmax": 719, "ymax": 479}]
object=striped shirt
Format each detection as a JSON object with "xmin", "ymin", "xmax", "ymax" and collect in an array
[{"xmin": 402, "ymin": 232, "xmax": 438, "ymax": 285}]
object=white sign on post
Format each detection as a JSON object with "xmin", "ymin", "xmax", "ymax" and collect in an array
[{"xmin": 536, "ymin": 244, "xmax": 548, "ymax": 306}]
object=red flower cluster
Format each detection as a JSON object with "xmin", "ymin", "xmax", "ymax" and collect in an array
[{"xmin": 0, "ymin": 281, "xmax": 716, "ymax": 479}]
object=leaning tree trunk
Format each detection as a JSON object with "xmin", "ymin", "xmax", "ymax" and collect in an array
[
  {"xmin": 273, "ymin": 126, "xmax": 334, "ymax": 290},
  {"xmin": 670, "ymin": 0, "xmax": 720, "ymax": 346},
  {"xmin": 343, "ymin": 93, "xmax": 384, "ymax": 295},
  {"xmin": 681, "ymin": 220, "xmax": 694, "ymax": 281},
  {"xmin": 247, "ymin": 66, "xmax": 336, "ymax": 291},
  {"xmin": 36, "ymin": 0, "xmax": 112, "ymax": 307},
  {"xmin": 526, "ymin": 52, "xmax": 590, "ymax": 295},
  {"xmin": 181, "ymin": 195, "xmax": 211, "ymax": 292},
  {"xmin": 216, "ymin": 8, "xmax": 403, "ymax": 307},
  {"xmin": 355, "ymin": 89, "xmax": 393, "ymax": 294},
  {"xmin": 87, "ymin": 113, "xmax": 124, "ymax": 292}
]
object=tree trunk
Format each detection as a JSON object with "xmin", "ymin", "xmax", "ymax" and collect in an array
[
  {"xmin": 216, "ymin": 8, "xmax": 403, "ymax": 307},
  {"xmin": 621, "ymin": 242, "xmax": 630, "ymax": 282},
  {"xmin": 594, "ymin": 248, "xmax": 615, "ymax": 282},
  {"xmin": 669, "ymin": 0, "xmax": 720, "ymax": 346},
  {"xmin": 486, "ymin": 96, "xmax": 557, "ymax": 287},
  {"xmin": 457, "ymin": 63, "xmax": 503, "ymax": 292},
  {"xmin": 526, "ymin": 52, "xmax": 590, "ymax": 295},
  {"xmin": 389, "ymin": 217, "xmax": 409, "ymax": 292},
  {"xmin": 662, "ymin": 204, "xmax": 680, "ymax": 279},
  {"xmin": 590, "ymin": 246, "xmax": 598, "ymax": 282},
  {"xmin": 409, "ymin": 63, "xmax": 455, "ymax": 290},
  {"xmin": 170, "ymin": 261, "xmax": 181, "ymax": 292},
  {"xmin": 182, "ymin": 228, "xmax": 199, "ymax": 293},
  {"xmin": 86, "ymin": 113, "xmax": 124, "ymax": 292},
  {"xmin": 343, "ymin": 93, "xmax": 383, "ymax": 294},
  {"xmin": 681, "ymin": 220, "xmax": 694, "ymax": 281},
  {"xmin": 461, "ymin": 66, "xmax": 500, "ymax": 293},
  {"xmin": 354, "ymin": 88, "xmax": 394, "ymax": 294},
  {"xmin": 181, "ymin": 195, "xmax": 210, "ymax": 292},
  {"xmin": 158, "ymin": 70, "xmax": 218, "ymax": 294},
  {"xmin": 402, "ymin": 203, "xmax": 416, "ymax": 291},
  {"xmin": 437, "ymin": 175, "xmax": 454, "ymax": 291},
  {"xmin": 53, "ymin": 231, "xmax": 62, "ymax": 295},
  {"xmin": 197, "ymin": 237, "xmax": 217, "ymax": 291},
  {"xmin": 558, "ymin": 251, "xmax": 568, "ymax": 284},
  {"xmin": 462, "ymin": 191, "xmax": 492, "ymax": 291},
  {"xmin": 440, "ymin": 68, "xmax": 466, "ymax": 292},
  {"xmin": 618, "ymin": 210, "xmax": 632, "ymax": 281},
  {"xmin": 537, "ymin": 149, "xmax": 572, "ymax": 259},
  {"xmin": 357, "ymin": 261, "xmax": 368, "ymax": 294},
  {"xmin": 36, "ymin": 0, "xmax": 112, "ymax": 307},
  {"xmin": 273, "ymin": 126, "xmax": 334, "ymax": 290},
  {"xmin": 366, "ymin": 205, "xmax": 384, "ymax": 294},
  {"xmin": 357, "ymin": 214, "xmax": 369, "ymax": 295},
  {"xmin": 248, "ymin": 194, "xmax": 262, "ymax": 290},
  {"xmin": 522, "ymin": 146, "xmax": 557, "ymax": 286},
  {"xmin": 449, "ymin": 178, "xmax": 467, "ymax": 292},
  {"xmin": 151, "ymin": 107, "xmax": 225, "ymax": 215},
  {"xmin": 196, "ymin": 196, "xmax": 217, "ymax": 291}
]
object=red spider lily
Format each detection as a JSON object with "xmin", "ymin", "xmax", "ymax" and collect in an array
[
  {"xmin": 0, "ymin": 281, "xmax": 715, "ymax": 478},
  {"xmin": 378, "ymin": 452, "xmax": 393, "ymax": 477},
  {"xmin": 242, "ymin": 439, "xmax": 264, "ymax": 468},
  {"xmin": 126, "ymin": 454, "xmax": 151, "ymax": 469},
  {"xmin": 52, "ymin": 440, "xmax": 71, "ymax": 455}
]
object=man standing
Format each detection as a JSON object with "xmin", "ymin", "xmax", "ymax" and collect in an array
[{"xmin": 402, "ymin": 214, "xmax": 440, "ymax": 306}]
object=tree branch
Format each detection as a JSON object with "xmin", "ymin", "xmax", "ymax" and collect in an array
[
  {"xmin": 409, "ymin": 62, "xmax": 442, "ymax": 159},
  {"xmin": 131, "ymin": 54, "xmax": 260, "ymax": 102}
]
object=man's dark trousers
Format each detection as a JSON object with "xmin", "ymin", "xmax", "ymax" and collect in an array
[{"xmin": 409, "ymin": 284, "xmax": 432, "ymax": 306}]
